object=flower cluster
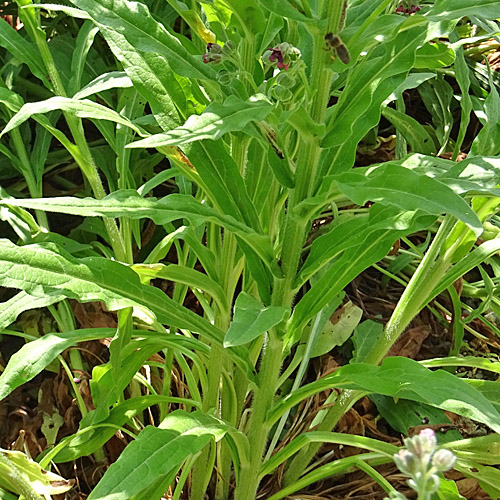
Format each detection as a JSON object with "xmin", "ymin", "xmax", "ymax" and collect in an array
[
  {"xmin": 391, "ymin": 429, "xmax": 456, "ymax": 499},
  {"xmin": 395, "ymin": 4, "xmax": 421, "ymax": 14},
  {"xmin": 263, "ymin": 42, "xmax": 301, "ymax": 71},
  {"xmin": 202, "ymin": 43, "xmax": 223, "ymax": 64},
  {"xmin": 202, "ymin": 41, "xmax": 236, "ymax": 65}
]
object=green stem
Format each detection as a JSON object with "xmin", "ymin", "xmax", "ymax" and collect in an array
[
  {"xmin": 9, "ymin": 128, "xmax": 49, "ymax": 230},
  {"xmin": 234, "ymin": 5, "xmax": 345, "ymax": 499},
  {"xmin": 233, "ymin": 332, "xmax": 284, "ymax": 500}
]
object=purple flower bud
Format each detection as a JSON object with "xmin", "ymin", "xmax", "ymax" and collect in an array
[{"xmin": 202, "ymin": 43, "xmax": 223, "ymax": 64}]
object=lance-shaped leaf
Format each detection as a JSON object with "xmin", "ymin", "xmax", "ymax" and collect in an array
[
  {"xmin": 127, "ymin": 94, "xmax": 273, "ymax": 148},
  {"xmin": 257, "ymin": 0, "xmax": 313, "ymax": 23},
  {"xmin": 73, "ymin": 71, "xmax": 133, "ymax": 99},
  {"xmin": 321, "ymin": 23, "xmax": 428, "ymax": 175},
  {"xmin": 426, "ymin": 0, "xmax": 500, "ymax": 21},
  {"xmin": 88, "ymin": 411, "xmax": 227, "ymax": 500},
  {"xmin": 224, "ymin": 293, "xmax": 289, "ymax": 347},
  {"xmin": 53, "ymin": 395, "xmax": 202, "ymax": 462},
  {"xmin": 0, "ymin": 97, "xmax": 146, "ymax": 138},
  {"xmin": 333, "ymin": 163, "xmax": 483, "ymax": 236},
  {"xmin": 0, "ymin": 191, "xmax": 279, "ymax": 276},
  {"xmin": 0, "ymin": 18, "xmax": 48, "ymax": 84},
  {"xmin": 69, "ymin": 0, "xmax": 215, "ymax": 80},
  {"xmin": 0, "ymin": 291, "xmax": 63, "ymax": 331},
  {"xmin": 268, "ymin": 357, "xmax": 500, "ymax": 434},
  {"xmin": 101, "ymin": 27, "xmax": 183, "ymax": 130},
  {"xmin": 0, "ymin": 239, "xmax": 225, "ymax": 346},
  {"xmin": 0, "ymin": 329, "xmax": 115, "ymax": 401},
  {"xmin": 290, "ymin": 207, "xmax": 435, "ymax": 337}
]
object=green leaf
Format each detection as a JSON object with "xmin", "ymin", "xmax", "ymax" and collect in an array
[
  {"xmin": 0, "ymin": 239, "xmax": 226, "ymax": 347},
  {"xmin": 370, "ymin": 396, "xmax": 461, "ymax": 440},
  {"xmin": 426, "ymin": 0, "xmax": 500, "ymax": 21},
  {"xmin": 257, "ymin": 0, "xmax": 313, "ymax": 23},
  {"xmin": 224, "ymin": 293, "xmax": 289, "ymax": 347},
  {"xmin": 418, "ymin": 76, "xmax": 454, "ymax": 155},
  {"xmin": 101, "ymin": 27, "xmax": 183, "ymax": 130},
  {"xmin": 334, "ymin": 164, "xmax": 483, "ymax": 236},
  {"xmin": 0, "ymin": 449, "xmax": 73, "ymax": 497},
  {"xmin": 0, "ymin": 191, "xmax": 278, "ymax": 276},
  {"xmin": 88, "ymin": 411, "xmax": 227, "ymax": 500},
  {"xmin": 382, "ymin": 106, "xmax": 435, "ymax": 155},
  {"xmin": 456, "ymin": 464, "xmax": 500, "ymax": 499},
  {"xmin": 351, "ymin": 320, "xmax": 385, "ymax": 364},
  {"xmin": 431, "ymin": 239, "xmax": 500, "ymax": 301},
  {"xmin": 397, "ymin": 154, "xmax": 500, "ymax": 196},
  {"xmin": 0, "ymin": 291, "xmax": 63, "ymax": 331},
  {"xmin": 68, "ymin": 0, "xmax": 215, "ymax": 80},
  {"xmin": 0, "ymin": 328, "xmax": 207, "ymax": 402},
  {"xmin": 290, "ymin": 206, "xmax": 435, "ymax": 336},
  {"xmin": 0, "ymin": 18, "xmax": 48, "ymax": 85},
  {"xmin": 128, "ymin": 94, "xmax": 273, "ymax": 148},
  {"xmin": 179, "ymin": 140, "xmax": 265, "ymax": 233},
  {"xmin": 0, "ymin": 97, "xmax": 146, "ymax": 138},
  {"xmin": 53, "ymin": 395, "xmax": 201, "ymax": 462},
  {"xmin": 269, "ymin": 357, "xmax": 500, "ymax": 434},
  {"xmin": 73, "ymin": 71, "xmax": 133, "ymax": 99},
  {"xmin": 433, "ymin": 478, "xmax": 466, "ymax": 500},
  {"xmin": 132, "ymin": 263, "xmax": 229, "ymax": 314},
  {"xmin": 470, "ymin": 69, "xmax": 500, "ymax": 156},
  {"xmin": 414, "ymin": 42, "xmax": 455, "ymax": 69},
  {"xmin": 305, "ymin": 301, "xmax": 362, "ymax": 358},
  {"xmin": 321, "ymin": 23, "xmax": 428, "ymax": 173},
  {"xmin": 452, "ymin": 36, "xmax": 472, "ymax": 158},
  {"xmin": 68, "ymin": 20, "xmax": 100, "ymax": 96}
]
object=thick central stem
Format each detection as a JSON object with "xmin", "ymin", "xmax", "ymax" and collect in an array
[{"xmin": 234, "ymin": 4, "xmax": 344, "ymax": 498}]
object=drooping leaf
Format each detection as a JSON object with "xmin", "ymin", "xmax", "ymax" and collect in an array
[
  {"xmin": 0, "ymin": 328, "xmax": 208, "ymax": 402},
  {"xmin": 0, "ymin": 192, "xmax": 278, "ymax": 276},
  {"xmin": 87, "ymin": 411, "xmax": 227, "ymax": 500},
  {"xmin": 53, "ymin": 395, "xmax": 201, "ymax": 462},
  {"xmin": 333, "ymin": 163, "xmax": 483, "ymax": 236},
  {"xmin": 0, "ymin": 97, "xmax": 146, "ymax": 138},
  {"xmin": 269, "ymin": 357, "xmax": 500, "ymax": 434},
  {"xmin": 73, "ymin": 71, "xmax": 133, "ymax": 99},
  {"xmin": 224, "ymin": 292, "xmax": 289, "ymax": 347},
  {"xmin": 0, "ymin": 291, "xmax": 63, "ymax": 331},
  {"xmin": 127, "ymin": 94, "xmax": 273, "ymax": 148},
  {"xmin": 0, "ymin": 239, "xmax": 226, "ymax": 347}
]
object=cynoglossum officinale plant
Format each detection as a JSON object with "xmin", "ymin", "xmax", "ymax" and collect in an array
[{"xmin": 1, "ymin": 1, "xmax": 500, "ymax": 499}]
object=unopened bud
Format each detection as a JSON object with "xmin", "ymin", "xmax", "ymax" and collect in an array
[
  {"xmin": 431, "ymin": 449, "xmax": 456, "ymax": 471},
  {"xmin": 222, "ymin": 40, "xmax": 236, "ymax": 55}
]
